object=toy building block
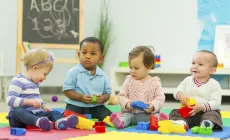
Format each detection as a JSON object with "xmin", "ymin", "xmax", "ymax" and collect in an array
[
  {"xmin": 150, "ymin": 115, "xmax": 158, "ymax": 130},
  {"xmin": 172, "ymin": 125, "xmax": 186, "ymax": 134},
  {"xmin": 93, "ymin": 121, "xmax": 106, "ymax": 133},
  {"xmin": 92, "ymin": 95, "xmax": 97, "ymax": 104},
  {"xmin": 217, "ymin": 63, "xmax": 224, "ymax": 69},
  {"xmin": 63, "ymin": 110, "xmax": 87, "ymax": 118},
  {"xmin": 76, "ymin": 116, "xmax": 95, "ymax": 130},
  {"xmin": 130, "ymin": 101, "xmax": 148, "ymax": 110},
  {"xmin": 95, "ymin": 126, "xmax": 106, "ymax": 133},
  {"xmin": 10, "ymin": 128, "xmax": 26, "ymax": 136},
  {"xmin": 179, "ymin": 98, "xmax": 196, "ymax": 118},
  {"xmin": 155, "ymin": 55, "xmax": 161, "ymax": 68},
  {"xmin": 83, "ymin": 114, "xmax": 92, "ymax": 119},
  {"xmin": 178, "ymin": 106, "xmax": 192, "ymax": 118},
  {"xmin": 103, "ymin": 116, "xmax": 114, "ymax": 127},
  {"xmin": 90, "ymin": 118, "xmax": 98, "ymax": 122},
  {"xmin": 136, "ymin": 122, "xmax": 150, "ymax": 130},
  {"xmin": 191, "ymin": 126, "xmax": 212, "ymax": 135}
]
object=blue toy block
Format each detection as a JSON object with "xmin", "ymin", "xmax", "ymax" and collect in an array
[
  {"xmin": 10, "ymin": 128, "xmax": 26, "ymax": 136},
  {"xmin": 136, "ymin": 122, "xmax": 150, "ymax": 130},
  {"xmin": 84, "ymin": 114, "xmax": 92, "ymax": 119},
  {"xmin": 130, "ymin": 101, "xmax": 148, "ymax": 110}
]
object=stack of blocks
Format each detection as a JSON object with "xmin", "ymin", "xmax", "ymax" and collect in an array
[{"xmin": 155, "ymin": 55, "xmax": 161, "ymax": 68}]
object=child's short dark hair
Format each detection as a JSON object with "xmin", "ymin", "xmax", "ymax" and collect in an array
[
  {"xmin": 199, "ymin": 50, "xmax": 218, "ymax": 68},
  {"xmin": 80, "ymin": 37, "xmax": 104, "ymax": 54},
  {"xmin": 129, "ymin": 46, "xmax": 155, "ymax": 69}
]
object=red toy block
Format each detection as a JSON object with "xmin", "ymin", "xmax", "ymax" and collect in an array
[
  {"xmin": 63, "ymin": 110, "xmax": 87, "ymax": 118},
  {"xmin": 178, "ymin": 106, "xmax": 192, "ymax": 118},
  {"xmin": 95, "ymin": 126, "xmax": 106, "ymax": 133},
  {"xmin": 150, "ymin": 115, "xmax": 158, "ymax": 130},
  {"xmin": 93, "ymin": 121, "xmax": 106, "ymax": 128}
]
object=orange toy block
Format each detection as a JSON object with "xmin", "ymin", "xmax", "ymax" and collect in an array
[
  {"xmin": 150, "ymin": 115, "xmax": 158, "ymax": 130},
  {"xmin": 63, "ymin": 110, "xmax": 87, "ymax": 118}
]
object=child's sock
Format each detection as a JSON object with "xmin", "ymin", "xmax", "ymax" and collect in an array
[
  {"xmin": 65, "ymin": 115, "xmax": 79, "ymax": 128},
  {"xmin": 159, "ymin": 112, "xmax": 169, "ymax": 120},
  {"xmin": 110, "ymin": 113, "xmax": 124, "ymax": 129},
  {"xmin": 172, "ymin": 120, "xmax": 189, "ymax": 130},
  {"xmin": 200, "ymin": 120, "xmax": 214, "ymax": 128},
  {"xmin": 55, "ymin": 118, "xmax": 68, "ymax": 130},
  {"xmin": 36, "ymin": 117, "xmax": 52, "ymax": 131}
]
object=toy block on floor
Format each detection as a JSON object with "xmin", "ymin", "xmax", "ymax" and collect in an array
[
  {"xmin": 136, "ymin": 122, "xmax": 150, "ymax": 130},
  {"xmin": 10, "ymin": 128, "xmax": 26, "ymax": 136},
  {"xmin": 150, "ymin": 115, "xmax": 158, "ymax": 130},
  {"xmin": 63, "ymin": 110, "xmax": 86, "ymax": 118}
]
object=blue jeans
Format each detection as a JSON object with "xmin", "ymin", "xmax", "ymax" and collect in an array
[{"xmin": 9, "ymin": 107, "xmax": 63, "ymax": 128}]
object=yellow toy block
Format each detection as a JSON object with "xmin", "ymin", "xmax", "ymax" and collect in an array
[
  {"xmin": 103, "ymin": 116, "xmax": 114, "ymax": 127},
  {"xmin": 180, "ymin": 97, "xmax": 196, "ymax": 107},
  {"xmin": 158, "ymin": 120, "xmax": 186, "ymax": 134},
  {"xmin": 76, "ymin": 116, "xmax": 95, "ymax": 130},
  {"xmin": 0, "ymin": 113, "xmax": 9, "ymax": 124},
  {"xmin": 172, "ymin": 125, "xmax": 186, "ymax": 134}
]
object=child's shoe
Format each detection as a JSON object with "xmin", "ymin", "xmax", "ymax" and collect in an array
[
  {"xmin": 55, "ymin": 118, "xmax": 68, "ymax": 130},
  {"xmin": 110, "ymin": 113, "xmax": 124, "ymax": 129},
  {"xmin": 66, "ymin": 115, "xmax": 78, "ymax": 128},
  {"xmin": 36, "ymin": 117, "xmax": 52, "ymax": 131}
]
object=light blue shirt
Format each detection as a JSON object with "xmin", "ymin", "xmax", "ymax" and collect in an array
[{"xmin": 63, "ymin": 62, "xmax": 111, "ymax": 107}]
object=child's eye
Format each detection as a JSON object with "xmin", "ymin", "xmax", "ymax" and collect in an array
[
  {"xmin": 82, "ymin": 52, "xmax": 86, "ymax": 54},
  {"xmin": 91, "ymin": 53, "xmax": 96, "ymax": 55},
  {"xmin": 199, "ymin": 64, "xmax": 203, "ymax": 66},
  {"xmin": 192, "ymin": 62, "xmax": 195, "ymax": 65}
]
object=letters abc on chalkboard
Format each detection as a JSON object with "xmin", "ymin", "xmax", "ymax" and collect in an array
[{"xmin": 22, "ymin": 0, "xmax": 80, "ymax": 44}]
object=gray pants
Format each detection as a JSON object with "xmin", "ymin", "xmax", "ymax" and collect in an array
[{"xmin": 120, "ymin": 112, "xmax": 159, "ymax": 127}]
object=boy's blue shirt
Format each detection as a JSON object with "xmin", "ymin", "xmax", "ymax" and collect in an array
[{"xmin": 63, "ymin": 62, "xmax": 111, "ymax": 107}]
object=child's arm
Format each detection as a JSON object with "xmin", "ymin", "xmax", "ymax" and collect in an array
[
  {"xmin": 173, "ymin": 78, "xmax": 188, "ymax": 100},
  {"xmin": 6, "ymin": 79, "xmax": 37, "ymax": 108},
  {"xmin": 117, "ymin": 77, "xmax": 132, "ymax": 110},
  {"xmin": 149, "ymin": 77, "xmax": 165, "ymax": 113},
  {"xmin": 202, "ymin": 83, "xmax": 222, "ymax": 112}
]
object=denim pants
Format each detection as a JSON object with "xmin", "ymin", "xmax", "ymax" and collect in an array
[{"xmin": 9, "ymin": 107, "xmax": 63, "ymax": 128}]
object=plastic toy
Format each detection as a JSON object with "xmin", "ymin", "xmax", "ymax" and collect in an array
[
  {"xmin": 179, "ymin": 98, "xmax": 196, "ymax": 118},
  {"xmin": 93, "ymin": 121, "xmax": 106, "ymax": 133},
  {"xmin": 76, "ymin": 116, "xmax": 95, "ymax": 130},
  {"xmin": 92, "ymin": 95, "xmax": 97, "ymax": 104},
  {"xmin": 150, "ymin": 115, "xmax": 158, "ymax": 130},
  {"xmin": 130, "ymin": 101, "xmax": 148, "ymax": 110},
  {"xmin": 10, "ymin": 128, "xmax": 26, "ymax": 136},
  {"xmin": 106, "ymin": 95, "xmax": 118, "ymax": 105},
  {"xmin": 90, "ymin": 119, "xmax": 98, "ymax": 122},
  {"xmin": 119, "ymin": 62, "xmax": 129, "ymax": 67},
  {"xmin": 83, "ymin": 114, "xmax": 92, "ymax": 119},
  {"xmin": 52, "ymin": 96, "xmax": 58, "ymax": 102},
  {"xmin": 63, "ymin": 110, "xmax": 87, "ymax": 118},
  {"xmin": 155, "ymin": 55, "xmax": 161, "ymax": 68},
  {"xmin": 158, "ymin": 120, "xmax": 186, "ymax": 134},
  {"xmin": 217, "ymin": 63, "xmax": 224, "ymax": 69},
  {"xmin": 103, "ymin": 116, "xmax": 114, "ymax": 127},
  {"xmin": 136, "ymin": 122, "xmax": 150, "ymax": 130},
  {"xmin": 191, "ymin": 126, "xmax": 212, "ymax": 135}
]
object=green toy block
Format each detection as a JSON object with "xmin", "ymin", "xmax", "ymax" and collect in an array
[
  {"xmin": 92, "ymin": 95, "xmax": 97, "ymax": 104},
  {"xmin": 191, "ymin": 126, "xmax": 212, "ymax": 135},
  {"xmin": 90, "ymin": 119, "xmax": 98, "ymax": 122},
  {"xmin": 199, "ymin": 127, "xmax": 212, "ymax": 135}
]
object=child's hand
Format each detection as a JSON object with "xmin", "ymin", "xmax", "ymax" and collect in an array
[
  {"xmin": 189, "ymin": 104, "xmax": 204, "ymax": 116},
  {"xmin": 179, "ymin": 93, "xmax": 188, "ymax": 106},
  {"xmin": 96, "ymin": 95, "xmax": 104, "ymax": 104},
  {"xmin": 43, "ymin": 107, "xmax": 51, "ymax": 112},
  {"xmin": 81, "ymin": 95, "xmax": 93, "ymax": 104},
  {"xmin": 125, "ymin": 102, "xmax": 133, "ymax": 111},
  {"xmin": 145, "ymin": 104, "xmax": 154, "ymax": 113},
  {"xmin": 31, "ymin": 99, "xmax": 41, "ymax": 109}
]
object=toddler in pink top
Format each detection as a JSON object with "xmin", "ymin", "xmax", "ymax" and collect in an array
[{"xmin": 110, "ymin": 46, "xmax": 166, "ymax": 129}]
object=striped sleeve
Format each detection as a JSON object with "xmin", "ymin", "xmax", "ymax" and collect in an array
[{"xmin": 6, "ymin": 79, "xmax": 25, "ymax": 108}]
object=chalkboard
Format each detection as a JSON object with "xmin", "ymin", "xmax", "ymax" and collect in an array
[{"xmin": 22, "ymin": 0, "xmax": 81, "ymax": 45}]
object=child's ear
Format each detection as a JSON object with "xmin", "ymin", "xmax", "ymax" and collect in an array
[
  {"xmin": 98, "ymin": 55, "xmax": 104, "ymax": 64},
  {"xmin": 32, "ymin": 65, "xmax": 38, "ymax": 70},
  {"xmin": 210, "ymin": 67, "xmax": 216, "ymax": 74}
]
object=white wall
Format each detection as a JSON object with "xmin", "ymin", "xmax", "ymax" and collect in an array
[{"xmin": 0, "ymin": 0, "xmax": 202, "ymax": 86}]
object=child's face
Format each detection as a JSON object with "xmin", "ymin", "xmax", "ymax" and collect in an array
[
  {"xmin": 31, "ymin": 66, "xmax": 51, "ymax": 84},
  {"xmin": 190, "ymin": 52, "xmax": 216, "ymax": 79},
  {"xmin": 129, "ymin": 54, "xmax": 150, "ymax": 80},
  {"xmin": 78, "ymin": 42, "xmax": 103, "ymax": 70}
]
